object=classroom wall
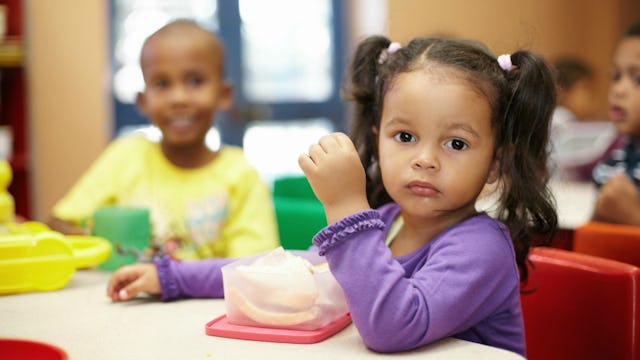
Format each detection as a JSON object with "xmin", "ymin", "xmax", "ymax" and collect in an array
[
  {"xmin": 26, "ymin": 0, "xmax": 110, "ymax": 220},
  {"xmin": 386, "ymin": 0, "xmax": 640, "ymax": 119}
]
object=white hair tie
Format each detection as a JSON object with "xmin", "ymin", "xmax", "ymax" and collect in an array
[
  {"xmin": 497, "ymin": 54, "xmax": 513, "ymax": 72},
  {"xmin": 387, "ymin": 42, "xmax": 402, "ymax": 54},
  {"xmin": 378, "ymin": 42, "xmax": 402, "ymax": 64}
]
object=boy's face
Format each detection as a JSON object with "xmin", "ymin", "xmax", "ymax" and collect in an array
[
  {"xmin": 609, "ymin": 36, "xmax": 640, "ymax": 137},
  {"xmin": 137, "ymin": 31, "xmax": 231, "ymax": 148}
]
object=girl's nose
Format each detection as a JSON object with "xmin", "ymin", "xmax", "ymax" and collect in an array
[{"xmin": 412, "ymin": 146, "xmax": 439, "ymax": 171}]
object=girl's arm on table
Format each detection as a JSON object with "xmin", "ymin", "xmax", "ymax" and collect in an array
[
  {"xmin": 155, "ymin": 256, "xmax": 233, "ymax": 301},
  {"xmin": 108, "ymin": 256, "xmax": 234, "ymax": 302}
]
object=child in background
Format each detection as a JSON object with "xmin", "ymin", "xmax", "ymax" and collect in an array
[
  {"xmin": 107, "ymin": 35, "xmax": 557, "ymax": 357},
  {"xmin": 549, "ymin": 56, "xmax": 624, "ymax": 180},
  {"xmin": 553, "ymin": 56, "xmax": 597, "ymax": 123},
  {"xmin": 48, "ymin": 20, "xmax": 279, "ymax": 260},
  {"xmin": 592, "ymin": 21, "xmax": 640, "ymax": 225}
]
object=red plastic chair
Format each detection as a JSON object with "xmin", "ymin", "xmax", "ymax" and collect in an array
[
  {"xmin": 573, "ymin": 221, "xmax": 640, "ymax": 267},
  {"xmin": 521, "ymin": 247, "xmax": 640, "ymax": 360}
]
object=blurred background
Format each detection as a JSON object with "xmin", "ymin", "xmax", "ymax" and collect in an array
[{"xmin": 0, "ymin": 0, "xmax": 638, "ymax": 220}]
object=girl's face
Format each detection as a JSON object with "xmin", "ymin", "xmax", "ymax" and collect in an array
[
  {"xmin": 609, "ymin": 36, "xmax": 640, "ymax": 137},
  {"xmin": 137, "ymin": 31, "xmax": 232, "ymax": 149},
  {"xmin": 377, "ymin": 70, "xmax": 499, "ymax": 223}
]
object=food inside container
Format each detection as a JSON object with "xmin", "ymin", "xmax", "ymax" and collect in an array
[{"xmin": 222, "ymin": 247, "xmax": 348, "ymax": 331}]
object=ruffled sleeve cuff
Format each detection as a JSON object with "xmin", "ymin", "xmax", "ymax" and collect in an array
[
  {"xmin": 312, "ymin": 209, "xmax": 385, "ymax": 255},
  {"xmin": 154, "ymin": 255, "xmax": 180, "ymax": 302}
]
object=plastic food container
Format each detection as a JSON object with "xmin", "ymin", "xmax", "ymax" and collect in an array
[
  {"xmin": 222, "ymin": 248, "xmax": 348, "ymax": 331},
  {"xmin": 0, "ymin": 228, "xmax": 112, "ymax": 295}
]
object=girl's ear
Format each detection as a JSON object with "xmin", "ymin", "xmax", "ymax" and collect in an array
[{"xmin": 486, "ymin": 149, "xmax": 502, "ymax": 184}]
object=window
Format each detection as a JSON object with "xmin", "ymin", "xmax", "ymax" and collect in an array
[{"xmin": 239, "ymin": 0, "xmax": 333, "ymax": 102}]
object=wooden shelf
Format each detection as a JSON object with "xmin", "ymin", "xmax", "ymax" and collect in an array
[{"xmin": 0, "ymin": 38, "xmax": 23, "ymax": 67}]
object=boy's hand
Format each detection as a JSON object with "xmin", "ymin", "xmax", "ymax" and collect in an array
[
  {"xmin": 593, "ymin": 173, "xmax": 640, "ymax": 226},
  {"xmin": 298, "ymin": 132, "xmax": 370, "ymax": 224},
  {"xmin": 106, "ymin": 263, "xmax": 161, "ymax": 302}
]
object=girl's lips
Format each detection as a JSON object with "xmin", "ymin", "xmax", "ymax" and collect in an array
[{"xmin": 408, "ymin": 181, "xmax": 439, "ymax": 197}]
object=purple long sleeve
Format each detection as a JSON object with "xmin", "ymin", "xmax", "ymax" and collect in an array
[
  {"xmin": 313, "ymin": 203, "xmax": 525, "ymax": 356},
  {"xmin": 154, "ymin": 250, "xmax": 324, "ymax": 301},
  {"xmin": 155, "ymin": 256, "xmax": 234, "ymax": 301}
]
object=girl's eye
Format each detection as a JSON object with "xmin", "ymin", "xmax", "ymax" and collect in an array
[
  {"xmin": 446, "ymin": 139, "xmax": 468, "ymax": 151},
  {"xmin": 393, "ymin": 131, "xmax": 416, "ymax": 143},
  {"xmin": 633, "ymin": 75, "xmax": 640, "ymax": 86}
]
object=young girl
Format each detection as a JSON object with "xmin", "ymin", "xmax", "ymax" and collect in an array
[
  {"xmin": 107, "ymin": 35, "xmax": 557, "ymax": 357},
  {"xmin": 591, "ymin": 21, "xmax": 640, "ymax": 225}
]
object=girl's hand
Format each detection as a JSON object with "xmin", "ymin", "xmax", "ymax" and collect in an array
[
  {"xmin": 593, "ymin": 173, "xmax": 640, "ymax": 226},
  {"xmin": 106, "ymin": 263, "xmax": 161, "ymax": 302},
  {"xmin": 298, "ymin": 132, "xmax": 370, "ymax": 224}
]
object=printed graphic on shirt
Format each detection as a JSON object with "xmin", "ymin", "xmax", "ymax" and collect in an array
[
  {"xmin": 145, "ymin": 192, "xmax": 229, "ymax": 258},
  {"xmin": 185, "ymin": 193, "xmax": 229, "ymax": 246}
]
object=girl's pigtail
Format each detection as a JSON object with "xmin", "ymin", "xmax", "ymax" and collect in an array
[
  {"xmin": 497, "ymin": 51, "xmax": 558, "ymax": 277},
  {"xmin": 345, "ymin": 36, "xmax": 392, "ymax": 207}
]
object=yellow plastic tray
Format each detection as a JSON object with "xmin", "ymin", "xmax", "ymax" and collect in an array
[{"xmin": 0, "ymin": 227, "xmax": 112, "ymax": 295}]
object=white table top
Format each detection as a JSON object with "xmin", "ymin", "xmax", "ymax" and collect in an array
[
  {"xmin": 548, "ymin": 179, "xmax": 597, "ymax": 229},
  {"xmin": 478, "ymin": 179, "xmax": 597, "ymax": 230},
  {"xmin": 0, "ymin": 270, "xmax": 524, "ymax": 360}
]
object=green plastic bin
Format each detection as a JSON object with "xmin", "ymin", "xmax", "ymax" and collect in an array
[{"xmin": 272, "ymin": 176, "xmax": 326, "ymax": 250}]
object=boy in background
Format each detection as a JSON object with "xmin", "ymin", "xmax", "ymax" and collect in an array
[
  {"xmin": 591, "ymin": 21, "xmax": 640, "ymax": 225},
  {"xmin": 550, "ymin": 56, "xmax": 624, "ymax": 180},
  {"xmin": 48, "ymin": 20, "xmax": 279, "ymax": 260}
]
